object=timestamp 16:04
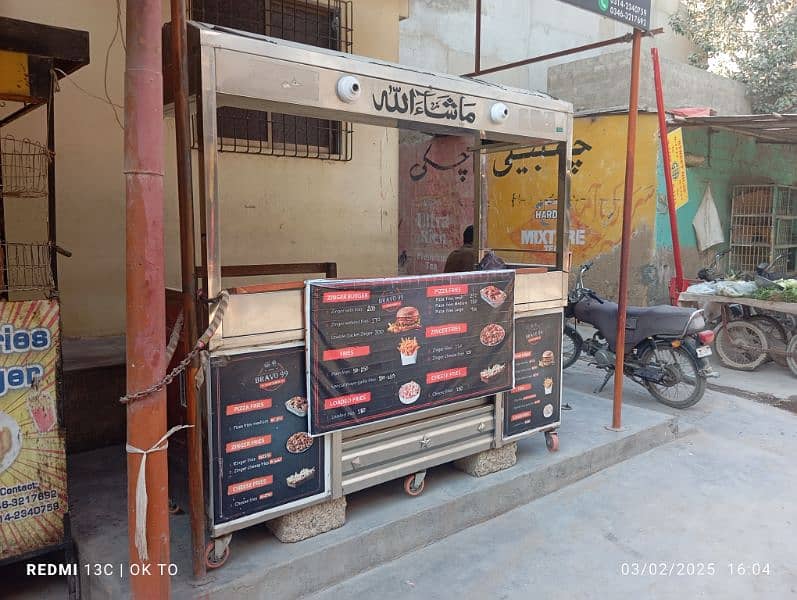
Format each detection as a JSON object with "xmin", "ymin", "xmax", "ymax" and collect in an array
[{"xmin": 619, "ymin": 562, "xmax": 771, "ymax": 576}]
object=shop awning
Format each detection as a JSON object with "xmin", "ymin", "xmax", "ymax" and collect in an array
[{"xmin": 671, "ymin": 113, "xmax": 797, "ymax": 145}]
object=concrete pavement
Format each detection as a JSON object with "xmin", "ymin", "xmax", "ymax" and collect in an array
[{"xmin": 308, "ymin": 365, "xmax": 797, "ymax": 600}]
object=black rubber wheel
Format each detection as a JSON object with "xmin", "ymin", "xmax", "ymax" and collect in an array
[
  {"xmin": 545, "ymin": 431, "xmax": 559, "ymax": 452},
  {"xmin": 562, "ymin": 325, "xmax": 583, "ymax": 370},
  {"xmin": 715, "ymin": 320, "xmax": 769, "ymax": 371},
  {"xmin": 205, "ymin": 541, "xmax": 230, "ymax": 569},
  {"xmin": 746, "ymin": 315, "xmax": 788, "ymax": 366},
  {"xmin": 786, "ymin": 336, "xmax": 797, "ymax": 378},
  {"xmin": 639, "ymin": 342, "xmax": 706, "ymax": 409},
  {"xmin": 403, "ymin": 474, "xmax": 425, "ymax": 496}
]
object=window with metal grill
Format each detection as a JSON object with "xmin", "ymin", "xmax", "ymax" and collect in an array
[{"xmin": 189, "ymin": 0, "xmax": 353, "ymax": 160}]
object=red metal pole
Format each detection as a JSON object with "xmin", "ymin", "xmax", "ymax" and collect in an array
[
  {"xmin": 124, "ymin": 0, "xmax": 170, "ymax": 596},
  {"xmin": 611, "ymin": 29, "xmax": 643, "ymax": 431},
  {"xmin": 474, "ymin": 0, "xmax": 482, "ymax": 75},
  {"xmin": 170, "ymin": 0, "xmax": 207, "ymax": 579},
  {"xmin": 651, "ymin": 47, "xmax": 684, "ymax": 292}
]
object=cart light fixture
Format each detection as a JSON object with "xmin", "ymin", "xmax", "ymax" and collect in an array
[
  {"xmin": 336, "ymin": 75, "xmax": 362, "ymax": 103},
  {"xmin": 490, "ymin": 102, "xmax": 510, "ymax": 123}
]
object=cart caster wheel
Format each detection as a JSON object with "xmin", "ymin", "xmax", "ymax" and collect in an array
[
  {"xmin": 545, "ymin": 432, "xmax": 559, "ymax": 453},
  {"xmin": 403, "ymin": 474, "xmax": 426, "ymax": 497},
  {"xmin": 205, "ymin": 541, "xmax": 230, "ymax": 569},
  {"xmin": 168, "ymin": 500, "xmax": 182, "ymax": 515}
]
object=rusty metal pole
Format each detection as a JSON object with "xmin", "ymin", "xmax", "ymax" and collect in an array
[
  {"xmin": 651, "ymin": 47, "xmax": 684, "ymax": 293},
  {"xmin": 125, "ymin": 0, "xmax": 170, "ymax": 596},
  {"xmin": 611, "ymin": 29, "xmax": 643, "ymax": 431},
  {"xmin": 474, "ymin": 0, "xmax": 482, "ymax": 75},
  {"xmin": 170, "ymin": 0, "xmax": 207, "ymax": 579}
]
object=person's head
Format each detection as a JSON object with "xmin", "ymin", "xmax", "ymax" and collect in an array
[{"xmin": 463, "ymin": 225, "xmax": 474, "ymax": 245}]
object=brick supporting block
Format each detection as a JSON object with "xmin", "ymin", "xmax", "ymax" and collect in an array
[
  {"xmin": 454, "ymin": 442, "xmax": 517, "ymax": 477},
  {"xmin": 267, "ymin": 497, "xmax": 347, "ymax": 543}
]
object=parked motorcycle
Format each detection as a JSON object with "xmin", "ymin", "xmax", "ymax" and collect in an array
[{"xmin": 562, "ymin": 262, "xmax": 717, "ymax": 409}]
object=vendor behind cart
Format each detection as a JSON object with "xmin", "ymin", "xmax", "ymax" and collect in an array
[{"xmin": 444, "ymin": 225, "xmax": 477, "ymax": 273}]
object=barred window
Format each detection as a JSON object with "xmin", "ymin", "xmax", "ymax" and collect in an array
[{"xmin": 189, "ymin": 0, "xmax": 353, "ymax": 160}]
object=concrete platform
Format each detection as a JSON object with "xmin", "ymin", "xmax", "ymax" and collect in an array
[{"xmin": 69, "ymin": 390, "xmax": 681, "ymax": 599}]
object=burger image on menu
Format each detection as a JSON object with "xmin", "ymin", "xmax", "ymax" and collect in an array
[
  {"xmin": 539, "ymin": 350, "xmax": 555, "ymax": 368},
  {"xmin": 397, "ymin": 337, "xmax": 420, "ymax": 366},
  {"xmin": 388, "ymin": 306, "xmax": 421, "ymax": 334},
  {"xmin": 480, "ymin": 323, "xmax": 506, "ymax": 347},
  {"xmin": 0, "ymin": 411, "xmax": 21, "ymax": 476},
  {"xmin": 480, "ymin": 285, "xmax": 507, "ymax": 308},
  {"xmin": 398, "ymin": 381, "xmax": 421, "ymax": 405}
]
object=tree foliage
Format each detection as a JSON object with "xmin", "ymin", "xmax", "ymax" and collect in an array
[{"xmin": 670, "ymin": 0, "xmax": 796, "ymax": 113}]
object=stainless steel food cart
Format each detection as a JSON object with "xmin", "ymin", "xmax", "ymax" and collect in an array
[{"xmin": 164, "ymin": 21, "xmax": 573, "ymax": 567}]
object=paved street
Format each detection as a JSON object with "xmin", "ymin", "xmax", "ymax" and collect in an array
[{"xmin": 308, "ymin": 363, "xmax": 797, "ymax": 600}]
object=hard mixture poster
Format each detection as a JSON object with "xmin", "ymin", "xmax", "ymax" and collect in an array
[
  {"xmin": 0, "ymin": 300, "xmax": 65, "ymax": 561},
  {"xmin": 307, "ymin": 271, "xmax": 515, "ymax": 435}
]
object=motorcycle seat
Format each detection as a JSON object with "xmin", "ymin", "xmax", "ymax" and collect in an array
[{"xmin": 574, "ymin": 298, "xmax": 706, "ymax": 352}]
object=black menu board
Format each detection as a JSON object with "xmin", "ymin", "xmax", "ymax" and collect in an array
[
  {"xmin": 208, "ymin": 347, "xmax": 327, "ymax": 525},
  {"xmin": 307, "ymin": 271, "xmax": 515, "ymax": 435},
  {"xmin": 502, "ymin": 311, "xmax": 563, "ymax": 440}
]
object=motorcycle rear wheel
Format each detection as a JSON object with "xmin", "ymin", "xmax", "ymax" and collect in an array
[
  {"xmin": 639, "ymin": 342, "xmax": 706, "ymax": 409},
  {"xmin": 562, "ymin": 324, "xmax": 583, "ymax": 370}
]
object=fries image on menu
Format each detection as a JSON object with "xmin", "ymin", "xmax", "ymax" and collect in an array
[{"xmin": 397, "ymin": 337, "xmax": 420, "ymax": 365}]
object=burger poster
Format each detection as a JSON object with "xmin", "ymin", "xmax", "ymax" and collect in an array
[
  {"xmin": 307, "ymin": 271, "xmax": 515, "ymax": 435},
  {"xmin": 0, "ymin": 300, "xmax": 66, "ymax": 561},
  {"xmin": 502, "ymin": 311, "xmax": 562, "ymax": 440}
]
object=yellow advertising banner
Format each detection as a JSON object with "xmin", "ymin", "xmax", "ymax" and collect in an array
[
  {"xmin": 486, "ymin": 114, "xmax": 658, "ymax": 266},
  {"xmin": 0, "ymin": 300, "xmax": 66, "ymax": 561},
  {"xmin": 667, "ymin": 127, "xmax": 689, "ymax": 209}
]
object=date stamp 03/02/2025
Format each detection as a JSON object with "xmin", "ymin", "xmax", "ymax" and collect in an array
[{"xmin": 619, "ymin": 562, "xmax": 771, "ymax": 577}]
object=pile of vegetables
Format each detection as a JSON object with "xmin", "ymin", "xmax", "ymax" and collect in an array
[{"xmin": 751, "ymin": 279, "xmax": 797, "ymax": 303}]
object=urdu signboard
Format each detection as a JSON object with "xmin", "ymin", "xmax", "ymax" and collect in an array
[{"xmin": 559, "ymin": 0, "xmax": 652, "ymax": 31}]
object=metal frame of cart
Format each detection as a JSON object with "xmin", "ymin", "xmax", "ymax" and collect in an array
[{"xmin": 167, "ymin": 21, "xmax": 573, "ymax": 566}]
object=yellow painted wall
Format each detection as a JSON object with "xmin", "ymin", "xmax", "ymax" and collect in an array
[
  {"xmin": 3, "ymin": 1, "xmax": 402, "ymax": 337},
  {"xmin": 487, "ymin": 114, "xmax": 659, "ymax": 267}
]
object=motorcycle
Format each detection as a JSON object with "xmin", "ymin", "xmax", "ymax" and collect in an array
[{"xmin": 562, "ymin": 262, "xmax": 717, "ymax": 409}]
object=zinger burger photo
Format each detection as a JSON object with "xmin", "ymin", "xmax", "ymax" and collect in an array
[{"xmin": 388, "ymin": 306, "xmax": 421, "ymax": 333}]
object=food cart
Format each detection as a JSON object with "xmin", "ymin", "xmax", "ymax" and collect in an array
[
  {"xmin": 0, "ymin": 17, "xmax": 88, "ymax": 598},
  {"xmin": 164, "ymin": 22, "xmax": 573, "ymax": 568}
]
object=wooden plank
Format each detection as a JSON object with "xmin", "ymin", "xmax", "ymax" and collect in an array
[
  {"xmin": 0, "ymin": 17, "xmax": 89, "ymax": 74},
  {"xmin": 678, "ymin": 292, "xmax": 797, "ymax": 315}
]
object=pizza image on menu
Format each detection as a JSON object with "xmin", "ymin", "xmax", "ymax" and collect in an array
[
  {"xmin": 480, "ymin": 323, "xmax": 506, "ymax": 347},
  {"xmin": 286, "ymin": 432, "xmax": 314, "ymax": 454},
  {"xmin": 480, "ymin": 363, "xmax": 506, "ymax": 383},
  {"xmin": 480, "ymin": 285, "xmax": 507, "ymax": 308},
  {"xmin": 388, "ymin": 306, "xmax": 421, "ymax": 333},
  {"xmin": 397, "ymin": 337, "xmax": 420, "ymax": 366},
  {"xmin": 285, "ymin": 396, "xmax": 308, "ymax": 418},
  {"xmin": 286, "ymin": 467, "xmax": 316, "ymax": 488},
  {"xmin": 398, "ymin": 381, "xmax": 421, "ymax": 405}
]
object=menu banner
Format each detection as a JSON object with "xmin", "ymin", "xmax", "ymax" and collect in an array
[
  {"xmin": 0, "ymin": 300, "xmax": 66, "ymax": 561},
  {"xmin": 209, "ymin": 347, "xmax": 327, "ymax": 525},
  {"xmin": 503, "ymin": 311, "xmax": 563, "ymax": 440},
  {"xmin": 307, "ymin": 271, "xmax": 515, "ymax": 435}
]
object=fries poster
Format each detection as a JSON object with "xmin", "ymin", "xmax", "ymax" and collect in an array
[
  {"xmin": 0, "ymin": 300, "xmax": 66, "ymax": 561},
  {"xmin": 307, "ymin": 271, "xmax": 515, "ymax": 435}
]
